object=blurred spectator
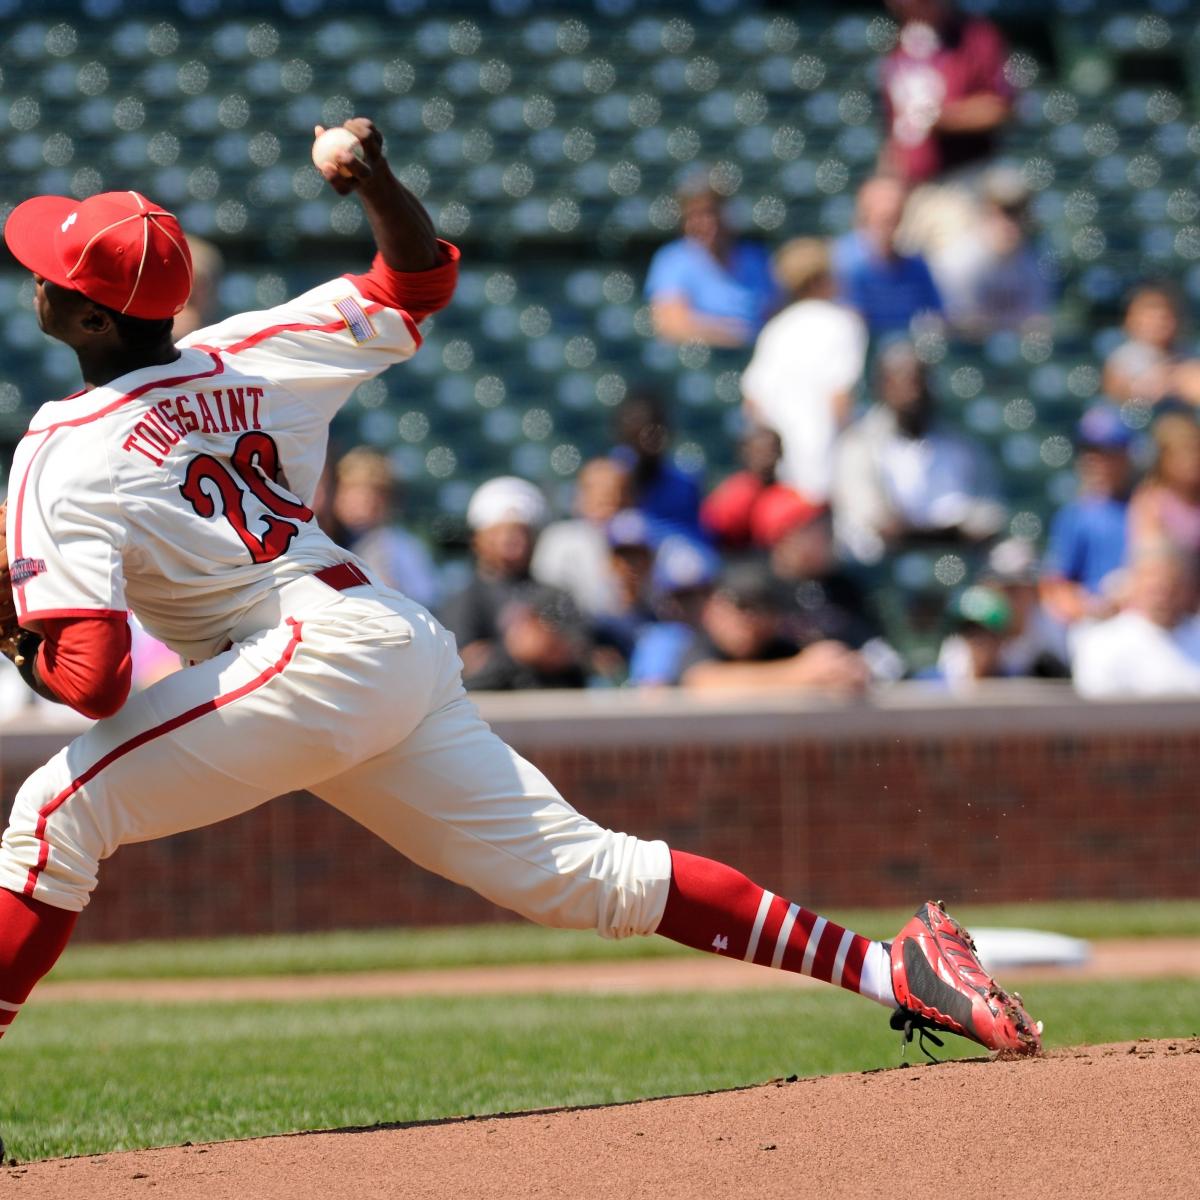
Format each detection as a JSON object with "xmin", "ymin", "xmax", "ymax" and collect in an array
[
  {"xmin": 832, "ymin": 340, "xmax": 1006, "ymax": 564},
  {"xmin": 881, "ymin": 1, "xmax": 1013, "ymax": 259},
  {"xmin": 832, "ymin": 177, "xmax": 943, "ymax": 338},
  {"xmin": 1039, "ymin": 405, "xmax": 1133, "ymax": 626},
  {"xmin": 767, "ymin": 501, "xmax": 879, "ymax": 651},
  {"xmin": 627, "ymin": 536, "xmax": 721, "ymax": 687},
  {"xmin": 1072, "ymin": 545, "xmax": 1200, "ymax": 699},
  {"xmin": 439, "ymin": 477, "xmax": 585, "ymax": 690},
  {"xmin": 485, "ymin": 591, "xmax": 592, "ymax": 691},
  {"xmin": 173, "ymin": 235, "xmax": 224, "ymax": 339},
  {"xmin": 591, "ymin": 508, "xmax": 658, "ymax": 667},
  {"xmin": 1128, "ymin": 413, "xmax": 1200, "ymax": 558},
  {"xmin": 926, "ymin": 585, "xmax": 1014, "ymax": 691},
  {"xmin": 678, "ymin": 562, "xmax": 869, "ymax": 695},
  {"xmin": 982, "ymin": 538, "xmax": 1069, "ymax": 677},
  {"xmin": 532, "ymin": 457, "xmax": 630, "ymax": 616},
  {"xmin": 644, "ymin": 177, "xmax": 780, "ymax": 348},
  {"xmin": 330, "ymin": 447, "xmax": 439, "ymax": 609},
  {"xmin": 741, "ymin": 239, "xmax": 868, "ymax": 499},
  {"xmin": 930, "ymin": 167, "xmax": 1052, "ymax": 337},
  {"xmin": 1102, "ymin": 283, "xmax": 1200, "ymax": 408},
  {"xmin": 880, "ymin": 1, "xmax": 1013, "ymax": 188},
  {"xmin": 701, "ymin": 427, "xmax": 823, "ymax": 551},
  {"xmin": 612, "ymin": 392, "xmax": 704, "ymax": 542}
]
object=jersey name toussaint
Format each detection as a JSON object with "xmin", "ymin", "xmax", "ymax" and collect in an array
[{"xmin": 7, "ymin": 278, "xmax": 420, "ymax": 664}]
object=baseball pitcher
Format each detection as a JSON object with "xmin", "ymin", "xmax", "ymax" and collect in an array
[{"xmin": 0, "ymin": 119, "xmax": 1039, "ymax": 1060}]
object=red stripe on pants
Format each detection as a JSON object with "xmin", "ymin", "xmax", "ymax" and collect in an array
[{"xmin": 23, "ymin": 621, "xmax": 303, "ymax": 897}]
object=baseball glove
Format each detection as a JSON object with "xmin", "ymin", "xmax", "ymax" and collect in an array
[{"xmin": 0, "ymin": 501, "xmax": 28, "ymax": 664}]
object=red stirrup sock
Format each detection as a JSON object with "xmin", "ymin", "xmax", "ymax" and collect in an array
[
  {"xmin": 0, "ymin": 887, "xmax": 79, "ymax": 1041},
  {"xmin": 655, "ymin": 850, "xmax": 895, "ymax": 1008}
]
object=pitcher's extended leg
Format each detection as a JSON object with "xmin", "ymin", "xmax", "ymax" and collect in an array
[
  {"xmin": 315, "ymin": 675, "xmax": 1039, "ymax": 1053},
  {"xmin": 314, "ymin": 688, "xmax": 890, "ymax": 1003}
]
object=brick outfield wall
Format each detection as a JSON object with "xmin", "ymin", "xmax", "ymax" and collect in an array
[{"xmin": 0, "ymin": 687, "xmax": 1197, "ymax": 943}]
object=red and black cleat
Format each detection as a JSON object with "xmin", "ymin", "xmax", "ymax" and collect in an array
[{"xmin": 889, "ymin": 901, "xmax": 1043, "ymax": 1057}]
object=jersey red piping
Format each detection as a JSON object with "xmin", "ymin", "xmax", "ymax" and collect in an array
[
  {"xmin": 185, "ymin": 300, "xmax": 417, "ymax": 356},
  {"xmin": 22, "ymin": 617, "xmax": 304, "ymax": 898},
  {"xmin": 22, "ymin": 355, "xmax": 226, "ymax": 438},
  {"xmin": 19, "ymin": 296, "xmax": 409, "ymax": 440}
]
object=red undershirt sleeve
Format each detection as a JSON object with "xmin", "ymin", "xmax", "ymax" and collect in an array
[
  {"xmin": 35, "ymin": 616, "xmax": 133, "ymax": 720},
  {"xmin": 344, "ymin": 240, "xmax": 460, "ymax": 323}
]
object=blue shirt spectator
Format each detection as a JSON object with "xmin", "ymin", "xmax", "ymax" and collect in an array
[
  {"xmin": 611, "ymin": 392, "xmax": 706, "ymax": 543},
  {"xmin": 832, "ymin": 231, "xmax": 943, "ymax": 337},
  {"xmin": 628, "ymin": 537, "xmax": 720, "ymax": 686},
  {"xmin": 832, "ymin": 176, "xmax": 942, "ymax": 338},
  {"xmin": 628, "ymin": 622, "xmax": 696, "ymax": 687},
  {"xmin": 645, "ymin": 239, "xmax": 778, "ymax": 336},
  {"xmin": 1039, "ymin": 405, "xmax": 1134, "ymax": 627},
  {"xmin": 644, "ymin": 183, "xmax": 781, "ymax": 347},
  {"xmin": 1043, "ymin": 499, "xmax": 1129, "ymax": 596},
  {"xmin": 611, "ymin": 444, "xmax": 703, "ymax": 542}
]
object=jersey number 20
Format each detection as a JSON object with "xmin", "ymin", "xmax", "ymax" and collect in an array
[{"xmin": 179, "ymin": 431, "xmax": 314, "ymax": 564}]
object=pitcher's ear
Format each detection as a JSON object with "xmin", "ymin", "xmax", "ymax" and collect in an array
[{"xmin": 80, "ymin": 304, "xmax": 114, "ymax": 334}]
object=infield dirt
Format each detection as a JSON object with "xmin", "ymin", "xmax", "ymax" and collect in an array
[{"xmin": 6, "ymin": 1038, "xmax": 1196, "ymax": 1200}]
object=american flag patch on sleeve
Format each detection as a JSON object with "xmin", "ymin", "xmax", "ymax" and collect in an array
[{"xmin": 333, "ymin": 295, "xmax": 379, "ymax": 345}]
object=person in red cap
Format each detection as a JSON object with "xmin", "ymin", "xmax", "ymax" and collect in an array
[
  {"xmin": 700, "ymin": 426, "xmax": 823, "ymax": 552},
  {"xmin": 7, "ymin": 189, "xmax": 195, "ymax": 326},
  {"xmin": 0, "ymin": 117, "xmax": 1040, "ymax": 1065}
]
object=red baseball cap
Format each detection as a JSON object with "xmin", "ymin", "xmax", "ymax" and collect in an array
[
  {"xmin": 4, "ymin": 190, "xmax": 193, "ymax": 320},
  {"xmin": 751, "ymin": 487, "xmax": 826, "ymax": 546}
]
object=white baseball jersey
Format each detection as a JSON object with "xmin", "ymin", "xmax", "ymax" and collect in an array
[
  {"xmin": 0, "ymin": 250, "xmax": 672, "ymax": 947},
  {"xmin": 8, "ymin": 277, "xmax": 420, "ymax": 663}
]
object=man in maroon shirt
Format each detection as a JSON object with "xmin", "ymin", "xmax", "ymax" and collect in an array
[{"xmin": 881, "ymin": 0, "xmax": 1013, "ymax": 187}]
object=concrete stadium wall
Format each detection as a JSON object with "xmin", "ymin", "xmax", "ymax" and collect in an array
[{"xmin": 1, "ymin": 682, "xmax": 1197, "ymax": 943}]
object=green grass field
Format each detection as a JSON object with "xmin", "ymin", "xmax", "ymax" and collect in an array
[
  {"xmin": 2, "ymin": 979, "xmax": 1197, "ymax": 1162},
  {"xmin": 3, "ymin": 902, "xmax": 1197, "ymax": 1163},
  {"xmin": 45, "ymin": 899, "xmax": 1200, "ymax": 982}
]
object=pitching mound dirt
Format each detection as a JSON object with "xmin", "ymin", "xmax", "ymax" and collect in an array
[{"xmin": 6, "ymin": 1038, "xmax": 1196, "ymax": 1199}]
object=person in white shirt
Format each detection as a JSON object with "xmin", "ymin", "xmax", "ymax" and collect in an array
[
  {"xmin": 531, "ymin": 457, "xmax": 630, "ymax": 617},
  {"xmin": 1072, "ymin": 544, "xmax": 1200, "ymax": 699},
  {"xmin": 832, "ymin": 339, "xmax": 1005, "ymax": 564},
  {"xmin": 930, "ymin": 167, "xmax": 1052, "ymax": 338},
  {"xmin": 330, "ymin": 446, "xmax": 440, "ymax": 610},
  {"xmin": 741, "ymin": 238, "xmax": 867, "ymax": 502}
]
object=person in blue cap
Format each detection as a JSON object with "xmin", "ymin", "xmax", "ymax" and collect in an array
[
  {"xmin": 627, "ymin": 537, "xmax": 721, "ymax": 687},
  {"xmin": 1039, "ymin": 404, "xmax": 1134, "ymax": 628}
]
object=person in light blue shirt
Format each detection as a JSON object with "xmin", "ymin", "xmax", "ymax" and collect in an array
[
  {"xmin": 832, "ymin": 175, "xmax": 943, "ymax": 338},
  {"xmin": 644, "ymin": 180, "xmax": 781, "ymax": 347},
  {"xmin": 1039, "ymin": 404, "xmax": 1133, "ymax": 626},
  {"xmin": 628, "ymin": 536, "xmax": 722, "ymax": 687}
]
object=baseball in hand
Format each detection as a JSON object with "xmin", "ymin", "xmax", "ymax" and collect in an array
[{"xmin": 311, "ymin": 126, "xmax": 366, "ymax": 177}]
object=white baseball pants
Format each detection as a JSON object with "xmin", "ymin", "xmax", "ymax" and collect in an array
[{"xmin": 0, "ymin": 574, "xmax": 672, "ymax": 938}]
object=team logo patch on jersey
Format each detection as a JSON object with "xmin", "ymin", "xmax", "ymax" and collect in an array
[
  {"xmin": 10, "ymin": 557, "xmax": 47, "ymax": 586},
  {"xmin": 334, "ymin": 296, "xmax": 378, "ymax": 345}
]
